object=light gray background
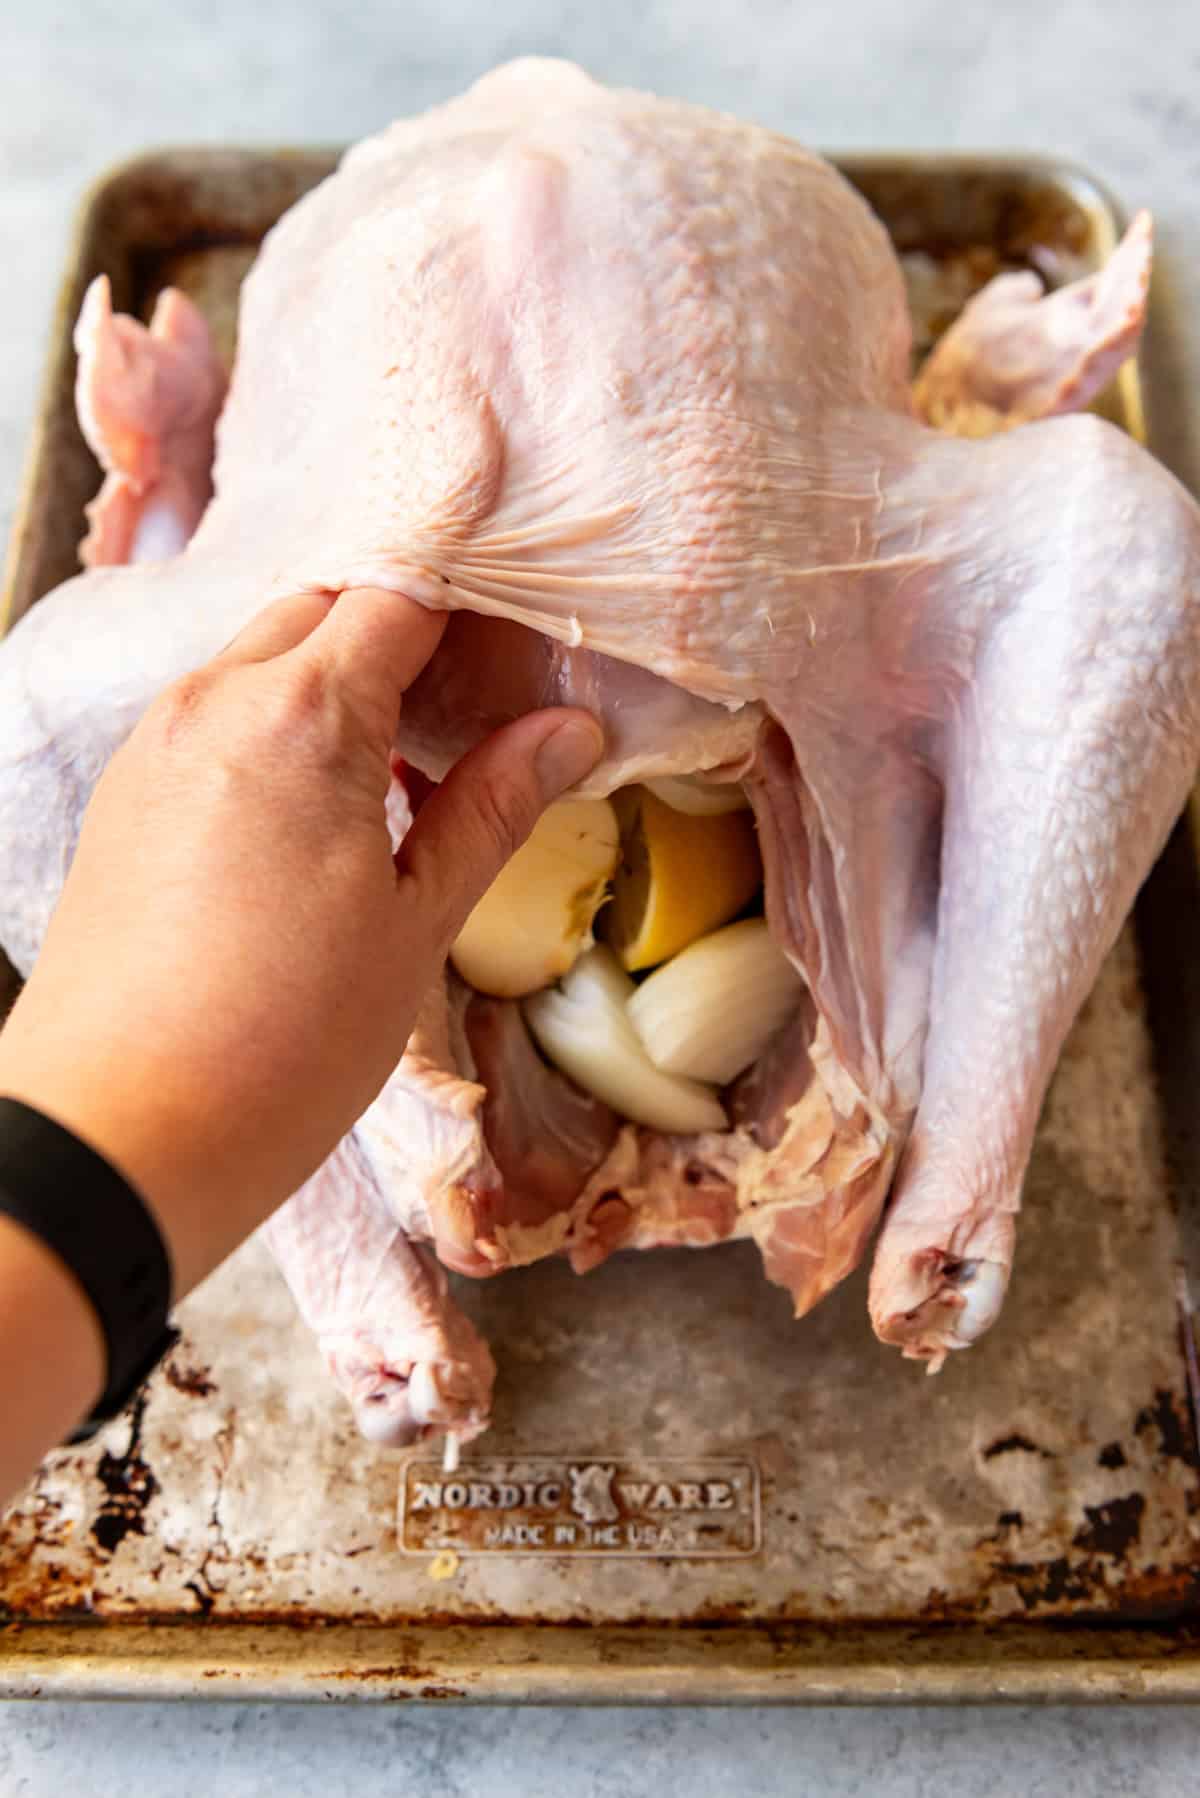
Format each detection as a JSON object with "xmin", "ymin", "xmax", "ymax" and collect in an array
[{"xmin": 2, "ymin": 0, "xmax": 1199, "ymax": 1790}]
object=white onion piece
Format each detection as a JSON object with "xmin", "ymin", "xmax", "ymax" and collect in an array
[
  {"xmin": 627, "ymin": 918, "xmax": 804, "ymax": 1086},
  {"xmin": 524, "ymin": 945, "xmax": 727, "ymax": 1135},
  {"xmin": 644, "ymin": 774, "xmax": 750, "ymax": 816},
  {"xmin": 450, "ymin": 797, "xmax": 619, "ymax": 998}
]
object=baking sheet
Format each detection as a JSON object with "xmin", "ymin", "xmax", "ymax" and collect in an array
[{"xmin": 0, "ymin": 148, "xmax": 1197, "ymax": 1702}]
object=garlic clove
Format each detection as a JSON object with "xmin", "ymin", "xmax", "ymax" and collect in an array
[
  {"xmin": 524, "ymin": 945, "xmax": 727, "ymax": 1135},
  {"xmin": 450, "ymin": 797, "xmax": 620, "ymax": 999},
  {"xmin": 644, "ymin": 774, "xmax": 751, "ymax": 815},
  {"xmin": 627, "ymin": 917, "xmax": 804, "ymax": 1086}
]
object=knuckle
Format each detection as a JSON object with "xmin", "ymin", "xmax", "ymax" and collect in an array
[
  {"xmin": 271, "ymin": 659, "xmax": 328, "ymax": 735},
  {"xmin": 265, "ymin": 661, "xmax": 380, "ymax": 795},
  {"xmin": 254, "ymin": 661, "xmax": 336, "ymax": 752},
  {"xmin": 150, "ymin": 670, "xmax": 214, "ymax": 743}
]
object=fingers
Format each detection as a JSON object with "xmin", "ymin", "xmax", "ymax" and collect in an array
[
  {"xmin": 214, "ymin": 587, "xmax": 446, "ymax": 719},
  {"xmin": 397, "ymin": 708, "xmax": 605, "ymax": 951},
  {"xmin": 292, "ymin": 586, "xmax": 448, "ymax": 738},
  {"xmin": 212, "ymin": 591, "xmax": 335, "ymax": 666}
]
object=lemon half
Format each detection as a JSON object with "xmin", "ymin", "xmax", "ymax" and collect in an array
[{"xmin": 602, "ymin": 786, "xmax": 762, "ymax": 971}]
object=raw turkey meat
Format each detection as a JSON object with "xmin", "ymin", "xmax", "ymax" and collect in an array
[{"xmin": 1, "ymin": 59, "xmax": 1198, "ymax": 1447}]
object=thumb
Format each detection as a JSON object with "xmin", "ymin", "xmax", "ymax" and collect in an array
[{"xmin": 396, "ymin": 708, "xmax": 605, "ymax": 952}]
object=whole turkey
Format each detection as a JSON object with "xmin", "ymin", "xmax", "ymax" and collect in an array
[{"xmin": 1, "ymin": 59, "xmax": 1198, "ymax": 1451}]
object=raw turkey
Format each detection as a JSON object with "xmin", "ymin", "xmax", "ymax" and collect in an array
[{"xmin": 1, "ymin": 59, "xmax": 1197, "ymax": 1449}]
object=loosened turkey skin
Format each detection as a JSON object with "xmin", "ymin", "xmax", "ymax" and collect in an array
[{"xmin": 0, "ymin": 60, "xmax": 1196, "ymax": 1445}]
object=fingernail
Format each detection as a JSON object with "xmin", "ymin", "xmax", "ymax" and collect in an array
[{"xmin": 534, "ymin": 716, "xmax": 605, "ymax": 800}]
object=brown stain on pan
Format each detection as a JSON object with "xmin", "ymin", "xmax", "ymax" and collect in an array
[
  {"xmin": 1136, "ymin": 1388, "xmax": 1199, "ymax": 1467},
  {"xmin": 163, "ymin": 1358, "xmax": 217, "ymax": 1401},
  {"xmin": 90, "ymin": 1393, "xmax": 160, "ymax": 1555},
  {"xmin": 2, "ymin": 1385, "xmax": 1196, "ymax": 1627},
  {"xmin": 844, "ymin": 164, "xmax": 1093, "ymax": 263},
  {"xmin": 981, "ymin": 1433, "xmax": 1053, "ymax": 1461}
]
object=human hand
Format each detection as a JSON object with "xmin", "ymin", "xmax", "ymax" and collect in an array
[{"xmin": 0, "ymin": 586, "xmax": 603, "ymax": 1297}]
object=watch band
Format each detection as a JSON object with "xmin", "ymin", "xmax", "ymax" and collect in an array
[{"xmin": 0, "ymin": 1096, "xmax": 178, "ymax": 1442}]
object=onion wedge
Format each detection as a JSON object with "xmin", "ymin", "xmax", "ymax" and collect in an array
[
  {"xmin": 524, "ymin": 945, "xmax": 727, "ymax": 1135},
  {"xmin": 451, "ymin": 797, "xmax": 619, "ymax": 999}
]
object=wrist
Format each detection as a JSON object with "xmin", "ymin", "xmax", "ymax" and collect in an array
[
  {"xmin": 0, "ymin": 1211, "xmax": 106, "ymax": 1502},
  {"xmin": 0, "ymin": 1017, "xmax": 226, "ymax": 1300},
  {"xmin": 0, "ymin": 1096, "xmax": 177, "ymax": 1449}
]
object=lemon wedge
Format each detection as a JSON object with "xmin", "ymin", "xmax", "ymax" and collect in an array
[{"xmin": 602, "ymin": 785, "xmax": 762, "ymax": 971}]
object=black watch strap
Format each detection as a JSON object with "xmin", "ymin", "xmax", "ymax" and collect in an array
[{"xmin": 0, "ymin": 1096, "xmax": 178, "ymax": 1443}]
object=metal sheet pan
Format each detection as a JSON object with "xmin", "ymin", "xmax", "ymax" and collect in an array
[{"xmin": 1, "ymin": 147, "xmax": 1198, "ymax": 1703}]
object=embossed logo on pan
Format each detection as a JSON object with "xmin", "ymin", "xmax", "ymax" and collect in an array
[{"xmin": 399, "ymin": 1456, "xmax": 760, "ymax": 1557}]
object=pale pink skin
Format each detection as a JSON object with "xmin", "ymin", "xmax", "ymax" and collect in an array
[
  {"xmin": 260, "ymin": 1135, "xmax": 495, "ymax": 1448},
  {"xmin": 911, "ymin": 209, "xmax": 1153, "ymax": 436},
  {"xmin": 74, "ymin": 275, "xmax": 226, "ymax": 566},
  {"xmin": 2, "ymin": 60, "xmax": 1198, "ymax": 1442}
]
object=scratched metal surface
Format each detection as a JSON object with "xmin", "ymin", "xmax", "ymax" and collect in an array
[{"xmin": 0, "ymin": 151, "xmax": 1197, "ymax": 1696}]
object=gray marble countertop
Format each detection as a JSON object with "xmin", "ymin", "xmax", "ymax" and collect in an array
[{"xmin": 2, "ymin": 0, "xmax": 1199, "ymax": 1790}]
